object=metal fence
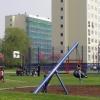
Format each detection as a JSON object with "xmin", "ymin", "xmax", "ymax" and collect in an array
[{"xmin": 21, "ymin": 46, "xmax": 100, "ymax": 73}]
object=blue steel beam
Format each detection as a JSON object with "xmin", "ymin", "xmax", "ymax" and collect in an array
[
  {"xmin": 55, "ymin": 71, "xmax": 68, "ymax": 95},
  {"xmin": 34, "ymin": 42, "xmax": 79, "ymax": 94}
]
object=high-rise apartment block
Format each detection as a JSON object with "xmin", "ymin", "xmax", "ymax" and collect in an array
[
  {"xmin": 98, "ymin": 0, "xmax": 100, "ymax": 63},
  {"xmin": 52, "ymin": 0, "xmax": 99, "ymax": 65},
  {"xmin": 5, "ymin": 14, "xmax": 52, "ymax": 63}
]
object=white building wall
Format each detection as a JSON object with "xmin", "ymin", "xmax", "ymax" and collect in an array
[
  {"xmin": 87, "ymin": 0, "xmax": 98, "ymax": 63},
  {"xmin": 98, "ymin": 0, "xmax": 100, "ymax": 37},
  {"xmin": 98, "ymin": 0, "xmax": 100, "ymax": 63}
]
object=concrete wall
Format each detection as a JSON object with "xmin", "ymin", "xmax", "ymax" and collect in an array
[
  {"xmin": 52, "ymin": 0, "xmax": 87, "ymax": 62},
  {"xmin": 5, "ymin": 14, "xmax": 26, "ymax": 31}
]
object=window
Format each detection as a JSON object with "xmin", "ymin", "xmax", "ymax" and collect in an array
[
  {"xmin": 92, "ymin": 30, "xmax": 94, "ymax": 34},
  {"xmin": 60, "ymin": 33, "xmax": 63, "ymax": 36},
  {"xmin": 95, "ymin": 40, "xmax": 97, "ymax": 43},
  {"xmin": 88, "ymin": 46, "xmax": 90, "ymax": 52},
  {"xmin": 91, "ymin": 39, "xmax": 94, "ymax": 42},
  {"xmin": 88, "ymin": 37, "xmax": 90, "ymax": 41},
  {"xmin": 61, "ymin": 16, "xmax": 63, "ymax": 19},
  {"xmin": 88, "ymin": 46, "xmax": 90, "ymax": 49},
  {"xmin": 61, "ymin": 7, "xmax": 63, "ymax": 11},
  {"xmin": 61, "ymin": 24, "xmax": 63, "ymax": 28},
  {"xmin": 95, "ymin": 47, "xmax": 97, "ymax": 51},
  {"xmin": 60, "ymin": 41, "xmax": 63, "ymax": 45},
  {"xmin": 92, "ymin": 47, "xmax": 94, "ymax": 50},
  {"xmin": 92, "ymin": 22, "xmax": 94, "ymax": 28},
  {"xmin": 95, "ymin": 55, "xmax": 97, "ymax": 60},
  {"xmin": 88, "ymin": 21, "xmax": 90, "ymax": 27},
  {"xmin": 88, "ymin": 29, "xmax": 90, "ymax": 36},
  {"xmin": 61, "ymin": 50, "xmax": 63, "ymax": 53},
  {"xmin": 10, "ymin": 23, "xmax": 12, "ymax": 26},
  {"xmin": 88, "ymin": 38, "xmax": 90, "ymax": 44},
  {"xmin": 88, "ymin": 55, "xmax": 90, "ymax": 60},
  {"xmin": 61, "ymin": 0, "xmax": 63, "ymax": 3},
  {"xmin": 10, "ymin": 18, "xmax": 12, "ymax": 21},
  {"xmin": 92, "ymin": 54, "xmax": 94, "ymax": 59}
]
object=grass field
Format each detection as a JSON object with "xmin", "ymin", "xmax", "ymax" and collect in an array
[
  {"xmin": 0, "ymin": 69, "xmax": 100, "ymax": 100},
  {"xmin": 0, "ymin": 91, "xmax": 100, "ymax": 100}
]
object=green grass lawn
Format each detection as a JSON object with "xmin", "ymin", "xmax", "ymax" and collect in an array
[
  {"xmin": 0, "ymin": 70, "xmax": 100, "ymax": 89},
  {"xmin": 51, "ymin": 74, "xmax": 100, "ymax": 85},
  {"xmin": 0, "ymin": 69, "xmax": 100, "ymax": 100},
  {"xmin": 0, "ymin": 91, "xmax": 100, "ymax": 100}
]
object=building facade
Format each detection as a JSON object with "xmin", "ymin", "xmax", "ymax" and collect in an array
[
  {"xmin": 98, "ymin": 0, "xmax": 100, "ymax": 37},
  {"xmin": 52, "ymin": 0, "xmax": 99, "ymax": 65},
  {"xmin": 5, "ymin": 14, "xmax": 52, "ymax": 63},
  {"xmin": 98, "ymin": 0, "xmax": 100, "ymax": 64}
]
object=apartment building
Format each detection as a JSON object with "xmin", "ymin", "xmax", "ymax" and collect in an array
[
  {"xmin": 98, "ymin": 0, "xmax": 100, "ymax": 63},
  {"xmin": 5, "ymin": 14, "xmax": 52, "ymax": 63},
  {"xmin": 52, "ymin": 0, "xmax": 99, "ymax": 65}
]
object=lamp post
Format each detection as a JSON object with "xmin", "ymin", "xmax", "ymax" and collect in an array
[{"xmin": 37, "ymin": 47, "xmax": 40, "ymax": 76}]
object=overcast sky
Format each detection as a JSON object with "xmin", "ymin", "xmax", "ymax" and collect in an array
[{"xmin": 0, "ymin": 0, "xmax": 51, "ymax": 38}]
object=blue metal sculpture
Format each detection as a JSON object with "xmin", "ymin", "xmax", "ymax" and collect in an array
[{"xmin": 34, "ymin": 42, "xmax": 79, "ymax": 94}]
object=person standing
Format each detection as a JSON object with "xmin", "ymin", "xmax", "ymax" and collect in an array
[{"xmin": 0, "ymin": 67, "xmax": 4, "ymax": 82}]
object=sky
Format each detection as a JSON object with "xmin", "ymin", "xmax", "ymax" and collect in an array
[{"xmin": 0, "ymin": 0, "xmax": 51, "ymax": 38}]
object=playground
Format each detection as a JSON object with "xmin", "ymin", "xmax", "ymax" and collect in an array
[
  {"xmin": 0, "ymin": 71, "xmax": 100, "ymax": 100},
  {"xmin": 7, "ymin": 78, "xmax": 100, "ymax": 97},
  {"xmin": 0, "ymin": 42, "xmax": 100, "ymax": 100}
]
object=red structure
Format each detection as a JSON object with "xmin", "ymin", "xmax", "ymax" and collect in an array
[
  {"xmin": 65, "ymin": 59, "xmax": 83, "ymax": 73},
  {"xmin": 65, "ymin": 46, "xmax": 83, "ymax": 73}
]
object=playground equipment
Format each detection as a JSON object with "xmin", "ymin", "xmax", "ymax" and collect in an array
[
  {"xmin": 73, "ymin": 70, "xmax": 86, "ymax": 79},
  {"xmin": 33, "ymin": 42, "xmax": 79, "ymax": 94},
  {"xmin": 65, "ymin": 45, "xmax": 83, "ymax": 72},
  {"xmin": 73, "ymin": 64, "xmax": 87, "ymax": 80}
]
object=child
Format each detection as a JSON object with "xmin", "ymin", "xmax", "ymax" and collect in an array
[
  {"xmin": 0, "ymin": 67, "xmax": 4, "ymax": 82},
  {"xmin": 76, "ymin": 64, "xmax": 82, "ymax": 80},
  {"xmin": 73, "ymin": 64, "xmax": 86, "ymax": 80}
]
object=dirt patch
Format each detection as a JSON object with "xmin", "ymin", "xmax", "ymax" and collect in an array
[
  {"xmin": 48, "ymin": 85, "xmax": 100, "ymax": 97},
  {"xmin": 8, "ymin": 85, "xmax": 100, "ymax": 97}
]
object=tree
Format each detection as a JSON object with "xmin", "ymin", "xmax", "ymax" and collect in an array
[{"xmin": 2, "ymin": 28, "xmax": 29, "ymax": 67}]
